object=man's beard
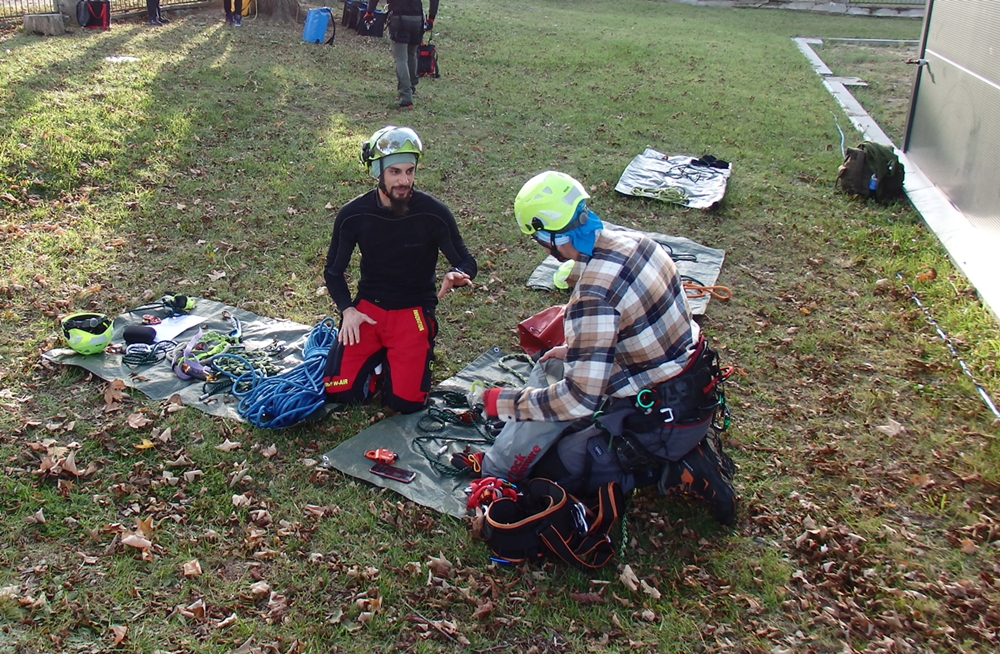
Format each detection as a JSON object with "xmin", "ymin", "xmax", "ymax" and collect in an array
[{"xmin": 378, "ymin": 178, "xmax": 412, "ymax": 217}]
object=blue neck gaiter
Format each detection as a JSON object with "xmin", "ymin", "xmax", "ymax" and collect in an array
[{"xmin": 566, "ymin": 208, "xmax": 603, "ymax": 257}]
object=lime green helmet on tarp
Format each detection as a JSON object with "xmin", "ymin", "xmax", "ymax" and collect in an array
[
  {"xmin": 61, "ymin": 312, "xmax": 113, "ymax": 355},
  {"xmin": 514, "ymin": 171, "xmax": 590, "ymax": 235},
  {"xmin": 360, "ymin": 126, "xmax": 423, "ymax": 179}
]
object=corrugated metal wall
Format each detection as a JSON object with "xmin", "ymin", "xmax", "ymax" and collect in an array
[{"xmin": 906, "ymin": 0, "xmax": 1000, "ymax": 232}]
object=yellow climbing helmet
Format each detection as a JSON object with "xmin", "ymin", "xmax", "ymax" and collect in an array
[
  {"xmin": 514, "ymin": 171, "xmax": 590, "ymax": 235},
  {"xmin": 61, "ymin": 312, "xmax": 113, "ymax": 355}
]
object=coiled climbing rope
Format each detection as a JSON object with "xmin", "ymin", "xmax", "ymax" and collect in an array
[{"xmin": 234, "ymin": 317, "xmax": 338, "ymax": 429}]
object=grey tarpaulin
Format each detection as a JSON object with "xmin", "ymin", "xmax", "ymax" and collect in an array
[
  {"xmin": 320, "ymin": 346, "xmax": 532, "ymax": 518},
  {"xmin": 615, "ymin": 147, "xmax": 732, "ymax": 209},
  {"xmin": 42, "ymin": 298, "xmax": 314, "ymax": 422},
  {"xmin": 526, "ymin": 222, "xmax": 726, "ymax": 315}
]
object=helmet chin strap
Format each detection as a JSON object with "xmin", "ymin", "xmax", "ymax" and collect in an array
[{"xmin": 537, "ymin": 231, "xmax": 571, "ymax": 262}]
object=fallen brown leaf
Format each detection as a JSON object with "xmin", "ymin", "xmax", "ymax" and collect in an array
[
  {"xmin": 109, "ymin": 625, "xmax": 127, "ymax": 646},
  {"xmin": 126, "ymin": 413, "xmax": 153, "ymax": 429},
  {"xmin": 619, "ymin": 564, "xmax": 639, "ymax": 592},
  {"xmin": 215, "ymin": 438, "xmax": 242, "ymax": 452},
  {"xmin": 121, "ymin": 533, "xmax": 152, "ymax": 549}
]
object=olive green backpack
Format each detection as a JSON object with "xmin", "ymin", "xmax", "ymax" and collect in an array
[{"xmin": 836, "ymin": 141, "xmax": 905, "ymax": 203}]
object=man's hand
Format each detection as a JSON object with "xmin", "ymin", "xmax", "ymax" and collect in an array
[
  {"xmin": 338, "ymin": 306, "xmax": 377, "ymax": 346},
  {"xmin": 437, "ymin": 270, "xmax": 473, "ymax": 298},
  {"xmin": 363, "ymin": 11, "xmax": 374, "ymax": 26},
  {"xmin": 539, "ymin": 345, "xmax": 568, "ymax": 362},
  {"xmin": 423, "ymin": 17, "xmax": 433, "ymax": 31}
]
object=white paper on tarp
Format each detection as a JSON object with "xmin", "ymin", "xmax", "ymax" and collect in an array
[
  {"xmin": 526, "ymin": 222, "xmax": 725, "ymax": 315},
  {"xmin": 153, "ymin": 315, "xmax": 206, "ymax": 342},
  {"xmin": 615, "ymin": 147, "xmax": 731, "ymax": 209}
]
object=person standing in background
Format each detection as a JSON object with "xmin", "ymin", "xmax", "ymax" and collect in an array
[
  {"xmin": 362, "ymin": 0, "xmax": 438, "ymax": 109},
  {"xmin": 147, "ymin": 0, "xmax": 168, "ymax": 26},
  {"xmin": 224, "ymin": 0, "xmax": 244, "ymax": 26}
]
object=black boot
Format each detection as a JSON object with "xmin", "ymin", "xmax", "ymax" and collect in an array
[{"xmin": 659, "ymin": 432, "xmax": 736, "ymax": 526}]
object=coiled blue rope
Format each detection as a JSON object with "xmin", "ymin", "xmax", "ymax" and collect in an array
[{"xmin": 233, "ymin": 317, "xmax": 338, "ymax": 429}]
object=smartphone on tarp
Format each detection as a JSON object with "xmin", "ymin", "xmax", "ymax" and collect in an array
[{"xmin": 369, "ymin": 462, "xmax": 416, "ymax": 483}]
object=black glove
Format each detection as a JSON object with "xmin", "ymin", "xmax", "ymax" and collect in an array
[
  {"xmin": 423, "ymin": 17, "xmax": 434, "ymax": 31},
  {"xmin": 363, "ymin": 11, "xmax": 374, "ymax": 27}
]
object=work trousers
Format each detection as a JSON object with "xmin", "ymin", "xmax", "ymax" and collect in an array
[
  {"xmin": 323, "ymin": 299, "xmax": 437, "ymax": 414},
  {"xmin": 389, "ymin": 15, "xmax": 423, "ymax": 105}
]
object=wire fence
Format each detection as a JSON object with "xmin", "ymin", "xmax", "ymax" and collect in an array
[{"xmin": 1, "ymin": 0, "xmax": 211, "ymax": 24}]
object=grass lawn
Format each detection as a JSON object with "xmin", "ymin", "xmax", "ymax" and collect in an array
[{"xmin": 2, "ymin": 1, "xmax": 999, "ymax": 652}]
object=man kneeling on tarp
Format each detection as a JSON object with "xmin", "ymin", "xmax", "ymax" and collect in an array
[
  {"xmin": 323, "ymin": 126, "xmax": 477, "ymax": 414},
  {"xmin": 460, "ymin": 171, "xmax": 736, "ymax": 525}
]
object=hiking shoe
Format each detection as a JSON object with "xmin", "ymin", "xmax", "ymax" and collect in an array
[
  {"xmin": 233, "ymin": 15, "xmax": 242, "ymax": 26},
  {"xmin": 397, "ymin": 100, "xmax": 414, "ymax": 109},
  {"xmin": 157, "ymin": 15, "xmax": 170, "ymax": 23},
  {"xmin": 450, "ymin": 451, "xmax": 484, "ymax": 477},
  {"xmin": 148, "ymin": 19, "xmax": 163, "ymax": 26},
  {"xmin": 658, "ymin": 436, "xmax": 736, "ymax": 526}
]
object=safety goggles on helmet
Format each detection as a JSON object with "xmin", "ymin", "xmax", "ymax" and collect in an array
[
  {"xmin": 360, "ymin": 126, "xmax": 423, "ymax": 179},
  {"xmin": 61, "ymin": 312, "xmax": 113, "ymax": 356},
  {"xmin": 514, "ymin": 171, "xmax": 590, "ymax": 235},
  {"xmin": 532, "ymin": 230, "xmax": 571, "ymax": 247}
]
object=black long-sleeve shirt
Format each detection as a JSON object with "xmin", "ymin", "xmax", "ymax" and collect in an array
[{"xmin": 324, "ymin": 189, "xmax": 477, "ymax": 313}]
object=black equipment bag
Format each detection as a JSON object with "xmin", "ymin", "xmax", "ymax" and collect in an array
[
  {"xmin": 481, "ymin": 478, "xmax": 624, "ymax": 569},
  {"xmin": 418, "ymin": 41, "xmax": 440, "ymax": 77},
  {"xmin": 355, "ymin": 10, "xmax": 386, "ymax": 37},
  {"xmin": 77, "ymin": 0, "xmax": 110, "ymax": 28},
  {"xmin": 341, "ymin": 0, "xmax": 364, "ymax": 29}
]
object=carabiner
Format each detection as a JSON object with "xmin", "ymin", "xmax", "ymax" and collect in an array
[{"xmin": 636, "ymin": 388, "xmax": 656, "ymax": 410}]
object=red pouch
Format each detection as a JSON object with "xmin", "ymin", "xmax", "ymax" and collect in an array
[{"xmin": 517, "ymin": 305, "xmax": 566, "ymax": 357}]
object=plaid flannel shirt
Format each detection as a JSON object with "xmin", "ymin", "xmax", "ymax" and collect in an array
[{"xmin": 494, "ymin": 230, "xmax": 697, "ymax": 422}]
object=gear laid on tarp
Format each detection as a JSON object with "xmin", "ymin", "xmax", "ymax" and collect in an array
[
  {"xmin": 526, "ymin": 222, "xmax": 726, "ymax": 315},
  {"xmin": 42, "ymin": 298, "xmax": 316, "ymax": 422},
  {"xmin": 320, "ymin": 346, "xmax": 532, "ymax": 518},
  {"xmin": 615, "ymin": 147, "xmax": 732, "ymax": 210}
]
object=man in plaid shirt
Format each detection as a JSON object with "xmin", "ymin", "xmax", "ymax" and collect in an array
[{"xmin": 463, "ymin": 171, "xmax": 736, "ymax": 525}]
